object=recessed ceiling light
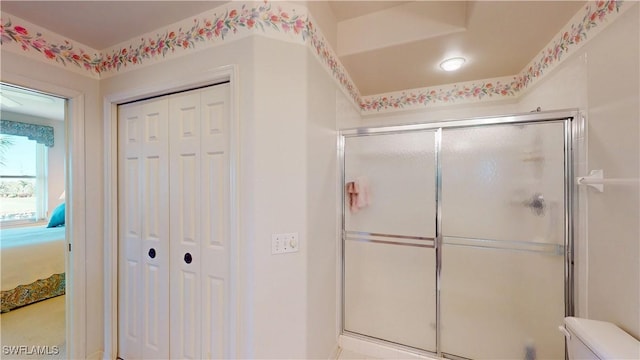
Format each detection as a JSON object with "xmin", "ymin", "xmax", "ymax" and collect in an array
[{"xmin": 440, "ymin": 57, "xmax": 466, "ymax": 72}]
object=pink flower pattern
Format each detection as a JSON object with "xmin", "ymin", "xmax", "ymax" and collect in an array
[
  {"xmin": 360, "ymin": 81, "xmax": 517, "ymax": 111},
  {"xmin": 1, "ymin": 2, "xmax": 311, "ymax": 74},
  {"xmin": 0, "ymin": 0, "xmax": 624, "ymax": 112},
  {"xmin": 1, "ymin": 19, "xmax": 102, "ymax": 71},
  {"xmin": 511, "ymin": 0, "xmax": 622, "ymax": 91}
]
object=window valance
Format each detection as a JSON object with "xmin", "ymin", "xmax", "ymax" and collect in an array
[{"xmin": 0, "ymin": 120, "xmax": 54, "ymax": 147}]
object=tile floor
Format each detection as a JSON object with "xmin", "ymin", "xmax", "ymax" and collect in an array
[
  {"xmin": 338, "ymin": 348, "xmax": 379, "ymax": 359},
  {"xmin": 338, "ymin": 334, "xmax": 440, "ymax": 360}
]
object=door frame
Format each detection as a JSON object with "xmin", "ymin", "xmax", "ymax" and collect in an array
[
  {"xmin": 338, "ymin": 109, "xmax": 582, "ymax": 358},
  {"xmin": 103, "ymin": 65, "xmax": 240, "ymax": 359},
  {"xmin": 0, "ymin": 74, "xmax": 87, "ymax": 359}
]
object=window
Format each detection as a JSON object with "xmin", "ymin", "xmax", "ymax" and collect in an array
[{"xmin": 0, "ymin": 134, "xmax": 47, "ymax": 223}]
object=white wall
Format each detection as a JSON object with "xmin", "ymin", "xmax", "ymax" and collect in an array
[
  {"xmin": 249, "ymin": 36, "xmax": 341, "ymax": 359},
  {"xmin": 101, "ymin": 38, "xmax": 257, "ymax": 358},
  {"xmin": 0, "ymin": 12, "xmax": 344, "ymax": 356},
  {"xmin": 7, "ymin": 2, "xmax": 635, "ymax": 357},
  {"xmin": 101, "ymin": 35, "xmax": 341, "ymax": 358},
  {"xmin": 519, "ymin": 3, "xmax": 640, "ymax": 337},
  {"xmin": 336, "ymin": 90, "xmax": 362, "ymax": 129},
  {"xmin": 306, "ymin": 41, "xmax": 339, "ymax": 359},
  {"xmin": 0, "ymin": 111, "xmax": 65, "ymax": 218},
  {"xmin": 1, "ymin": 50, "xmax": 102, "ymax": 358},
  {"xmin": 2, "ymin": 32, "xmax": 340, "ymax": 359},
  {"xmin": 583, "ymin": 4, "xmax": 639, "ymax": 337},
  {"xmin": 249, "ymin": 37, "xmax": 309, "ymax": 358}
]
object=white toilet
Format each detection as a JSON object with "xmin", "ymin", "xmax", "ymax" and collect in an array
[{"xmin": 559, "ymin": 316, "xmax": 640, "ymax": 359}]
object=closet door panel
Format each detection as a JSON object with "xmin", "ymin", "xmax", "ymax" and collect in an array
[
  {"xmin": 122, "ymin": 259, "xmax": 140, "ymax": 353},
  {"xmin": 200, "ymin": 85, "xmax": 231, "ymax": 358},
  {"xmin": 118, "ymin": 99, "xmax": 170, "ymax": 360},
  {"xmin": 118, "ymin": 103, "xmax": 142, "ymax": 359},
  {"xmin": 170, "ymin": 91, "xmax": 203, "ymax": 359},
  {"xmin": 176, "ymin": 270, "xmax": 199, "ymax": 358},
  {"xmin": 120, "ymin": 84, "xmax": 232, "ymax": 359},
  {"xmin": 140, "ymin": 100, "xmax": 170, "ymax": 359}
]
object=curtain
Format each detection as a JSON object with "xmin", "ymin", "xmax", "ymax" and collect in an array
[{"xmin": 0, "ymin": 119, "xmax": 54, "ymax": 147}]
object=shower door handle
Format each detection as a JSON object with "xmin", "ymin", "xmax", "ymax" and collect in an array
[{"xmin": 524, "ymin": 192, "xmax": 545, "ymax": 216}]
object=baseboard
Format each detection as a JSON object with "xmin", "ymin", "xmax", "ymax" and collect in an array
[
  {"xmin": 102, "ymin": 349, "xmax": 114, "ymax": 360},
  {"xmin": 339, "ymin": 334, "xmax": 439, "ymax": 360},
  {"xmin": 87, "ymin": 349, "xmax": 103, "ymax": 359},
  {"xmin": 328, "ymin": 344, "xmax": 341, "ymax": 359}
]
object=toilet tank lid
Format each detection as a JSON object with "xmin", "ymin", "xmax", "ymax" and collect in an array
[{"xmin": 564, "ymin": 317, "xmax": 640, "ymax": 359}]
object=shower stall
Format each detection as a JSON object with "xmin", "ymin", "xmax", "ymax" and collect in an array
[{"xmin": 340, "ymin": 111, "xmax": 578, "ymax": 359}]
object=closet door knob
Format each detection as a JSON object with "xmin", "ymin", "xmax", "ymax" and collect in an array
[
  {"xmin": 148, "ymin": 248, "xmax": 156, "ymax": 259},
  {"xmin": 184, "ymin": 252, "xmax": 192, "ymax": 264}
]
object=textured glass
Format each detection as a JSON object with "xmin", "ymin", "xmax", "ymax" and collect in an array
[
  {"xmin": 441, "ymin": 122, "xmax": 565, "ymax": 243},
  {"xmin": 440, "ymin": 122, "xmax": 566, "ymax": 359},
  {"xmin": 344, "ymin": 131, "xmax": 436, "ymax": 237},
  {"xmin": 343, "ymin": 131, "xmax": 436, "ymax": 351},
  {"xmin": 344, "ymin": 241, "xmax": 436, "ymax": 351},
  {"xmin": 441, "ymin": 245, "xmax": 564, "ymax": 359}
]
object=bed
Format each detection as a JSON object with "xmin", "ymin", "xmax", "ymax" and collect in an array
[{"xmin": 1, "ymin": 225, "xmax": 66, "ymax": 312}]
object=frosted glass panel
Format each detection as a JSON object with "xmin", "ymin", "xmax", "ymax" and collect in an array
[
  {"xmin": 343, "ymin": 131, "xmax": 436, "ymax": 351},
  {"xmin": 344, "ymin": 241, "xmax": 436, "ymax": 352},
  {"xmin": 441, "ymin": 245, "xmax": 564, "ymax": 359},
  {"xmin": 344, "ymin": 131, "xmax": 436, "ymax": 237},
  {"xmin": 441, "ymin": 122, "xmax": 565, "ymax": 243},
  {"xmin": 440, "ymin": 122, "xmax": 566, "ymax": 359}
]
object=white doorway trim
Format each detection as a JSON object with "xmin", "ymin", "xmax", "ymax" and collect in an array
[
  {"xmin": 102, "ymin": 65, "xmax": 240, "ymax": 359},
  {"xmin": 0, "ymin": 73, "xmax": 87, "ymax": 360}
]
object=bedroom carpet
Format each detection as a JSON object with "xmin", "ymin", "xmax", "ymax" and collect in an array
[{"xmin": 0, "ymin": 295, "xmax": 65, "ymax": 359}]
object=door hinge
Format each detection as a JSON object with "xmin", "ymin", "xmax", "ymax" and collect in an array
[{"xmin": 69, "ymin": 243, "xmax": 72, "ymax": 252}]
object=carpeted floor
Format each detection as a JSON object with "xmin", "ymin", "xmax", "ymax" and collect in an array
[{"xmin": 0, "ymin": 295, "xmax": 65, "ymax": 359}]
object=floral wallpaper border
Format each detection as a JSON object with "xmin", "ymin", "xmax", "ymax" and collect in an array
[
  {"xmin": 98, "ymin": 2, "xmax": 311, "ymax": 73},
  {"xmin": 0, "ymin": 1, "xmax": 362, "ymax": 107},
  {"xmin": 0, "ymin": 0, "xmax": 628, "ymax": 114},
  {"xmin": 359, "ymin": 77, "xmax": 518, "ymax": 112}
]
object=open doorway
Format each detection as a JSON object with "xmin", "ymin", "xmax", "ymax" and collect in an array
[{"xmin": 0, "ymin": 83, "xmax": 67, "ymax": 359}]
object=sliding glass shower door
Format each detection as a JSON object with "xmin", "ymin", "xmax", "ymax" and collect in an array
[
  {"xmin": 440, "ymin": 122, "xmax": 566, "ymax": 359},
  {"xmin": 343, "ymin": 130, "xmax": 437, "ymax": 352},
  {"xmin": 341, "ymin": 113, "xmax": 574, "ymax": 359}
]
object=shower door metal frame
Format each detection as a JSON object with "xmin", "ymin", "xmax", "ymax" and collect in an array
[{"xmin": 339, "ymin": 109, "xmax": 580, "ymax": 358}]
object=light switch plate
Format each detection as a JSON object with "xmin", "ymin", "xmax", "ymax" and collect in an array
[{"xmin": 272, "ymin": 233, "xmax": 299, "ymax": 254}]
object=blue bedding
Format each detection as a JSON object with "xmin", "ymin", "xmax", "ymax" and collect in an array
[
  {"xmin": 1, "ymin": 225, "xmax": 66, "ymax": 311},
  {"xmin": 0, "ymin": 226, "xmax": 66, "ymax": 249}
]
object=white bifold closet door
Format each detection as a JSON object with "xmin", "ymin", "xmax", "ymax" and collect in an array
[
  {"xmin": 118, "ymin": 84, "xmax": 231, "ymax": 360},
  {"xmin": 169, "ymin": 85, "xmax": 231, "ymax": 359},
  {"xmin": 118, "ymin": 97, "xmax": 171, "ymax": 359}
]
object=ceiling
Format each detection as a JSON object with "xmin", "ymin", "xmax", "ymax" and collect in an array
[
  {"xmin": 0, "ymin": 84, "xmax": 66, "ymax": 121},
  {"xmin": 329, "ymin": 1, "xmax": 584, "ymax": 95},
  {"xmin": 1, "ymin": 1, "xmax": 585, "ymax": 97}
]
